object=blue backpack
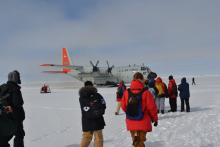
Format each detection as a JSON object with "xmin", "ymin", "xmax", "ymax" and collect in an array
[{"xmin": 126, "ymin": 87, "xmax": 148, "ymax": 120}]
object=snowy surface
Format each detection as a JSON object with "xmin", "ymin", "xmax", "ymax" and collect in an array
[{"xmin": 9, "ymin": 75, "xmax": 220, "ymax": 147}]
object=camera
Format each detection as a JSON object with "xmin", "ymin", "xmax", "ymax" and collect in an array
[{"xmin": 0, "ymin": 104, "xmax": 8, "ymax": 115}]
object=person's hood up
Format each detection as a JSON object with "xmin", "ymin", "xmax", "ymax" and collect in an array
[
  {"xmin": 155, "ymin": 77, "xmax": 162, "ymax": 83},
  {"xmin": 181, "ymin": 77, "xmax": 187, "ymax": 83},
  {"xmin": 130, "ymin": 79, "xmax": 145, "ymax": 92},
  {"xmin": 8, "ymin": 72, "xmax": 18, "ymax": 84},
  {"xmin": 78, "ymin": 86, "xmax": 97, "ymax": 97}
]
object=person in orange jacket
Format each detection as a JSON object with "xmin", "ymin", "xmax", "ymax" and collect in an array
[
  {"xmin": 115, "ymin": 80, "xmax": 126, "ymax": 115},
  {"xmin": 121, "ymin": 72, "xmax": 158, "ymax": 147}
]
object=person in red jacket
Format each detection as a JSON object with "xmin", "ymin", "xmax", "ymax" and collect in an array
[
  {"xmin": 168, "ymin": 75, "xmax": 178, "ymax": 112},
  {"xmin": 115, "ymin": 80, "xmax": 126, "ymax": 115},
  {"xmin": 121, "ymin": 72, "xmax": 158, "ymax": 147}
]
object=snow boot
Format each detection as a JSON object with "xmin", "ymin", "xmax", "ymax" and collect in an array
[
  {"xmin": 161, "ymin": 110, "xmax": 164, "ymax": 114},
  {"xmin": 157, "ymin": 110, "xmax": 159, "ymax": 114},
  {"xmin": 168, "ymin": 110, "xmax": 172, "ymax": 112},
  {"xmin": 132, "ymin": 132, "xmax": 138, "ymax": 146},
  {"xmin": 115, "ymin": 112, "xmax": 118, "ymax": 115}
]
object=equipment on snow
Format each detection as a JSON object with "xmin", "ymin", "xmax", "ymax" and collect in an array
[{"xmin": 40, "ymin": 84, "xmax": 51, "ymax": 93}]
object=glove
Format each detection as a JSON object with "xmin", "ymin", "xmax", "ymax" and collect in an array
[{"xmin": 154, "ymin": 121, "xmax": 158, "ymax": 127}]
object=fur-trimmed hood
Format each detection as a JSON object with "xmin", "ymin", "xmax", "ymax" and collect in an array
[{"xmin": 78, "ymin": 86, "xmax": 98, "ymax": 97}]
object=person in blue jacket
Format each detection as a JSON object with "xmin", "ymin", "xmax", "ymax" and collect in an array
[{"xmin": 178, "ymin": 77, "xmax": 190, "ymax": 112}]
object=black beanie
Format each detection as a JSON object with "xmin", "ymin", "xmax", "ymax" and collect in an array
[
  {"xmin": 84, "ymin": 81, "xmax": 93, "ymax": 86},
  {"xmin": 169, "ymin": 75, "xmax": 173, "ymax": 80}
]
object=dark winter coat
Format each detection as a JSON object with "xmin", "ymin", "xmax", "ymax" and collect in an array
[
  {"xmin": 0, "ymin": 113, "xmax": 18, "ymax": 147},
  {"xmin": 178, "ymin": 78, "xmax": 190, "ymax": 99},
  {"xmin": 79, "ymin": 86, "xmax": 106, "ymax": 132},
  {"xmin": 7, "ymin": 72, "xmax": 25, "ymax": 122}
]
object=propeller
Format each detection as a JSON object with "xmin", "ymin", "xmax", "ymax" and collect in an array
[
  {"xmin": 90, "ymin": 60, "xmax": 99, "ymax": 72},
  {"xmin": 106, "ymin": 61, "xmax": 114, "ymax": 75}
]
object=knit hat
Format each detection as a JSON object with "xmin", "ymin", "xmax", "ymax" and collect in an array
[
  {"xmin": 169, "ymin": 75, "xmax": 173, "ymax": 80},
  {"xmin": 84, "ymin": 81, "xmax": 93, "ymax": 86}
]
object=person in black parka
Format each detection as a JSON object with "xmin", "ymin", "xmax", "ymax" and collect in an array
[
  {"xmin": 79, "ymin": 81, "xmax": 106, "ymax": 147},
  {"xmin": 178, "ymin": 77, "xmax": 190, "ymax": 112},
  {"xmin": 7, "ymin": 70, "xmax": 25, "ymax": 147}
]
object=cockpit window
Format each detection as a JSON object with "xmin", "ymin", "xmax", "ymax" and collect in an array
[{"xmin": 146, "ymin": 67, "xmax": 151, "ymax": 73}]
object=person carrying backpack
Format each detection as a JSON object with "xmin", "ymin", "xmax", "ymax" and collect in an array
[
  {"xmin": 0, "ymin": 106, "xmax": 18, "ymax": 147},
  {"xmin": 178, "ymin": 77, "xmax": 190, "ymax": 112},
  {"xmin": 7, "ymin": 70, "xmax": 25, "ymax": 147},
  {"xmin": 167, "ymin": 75, "xmax": 178, "ymax": 112},
  {"xmin": 115, "ymin": 80, "xmax": 126, "ymax": 115},
  {"xmin": 155, "ymin": 77, "xmax": 168, "ymax": 114},
  {"xmin": 79, "ymin": 81, "xmax": 106, "ymax": 147},
  {"xmin": 121, "ymin": 72, "xmax": 158, "ymax": 147}
]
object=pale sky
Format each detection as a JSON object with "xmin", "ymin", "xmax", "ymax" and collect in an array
[{"xmin": 0, "ymin": 0, "xmax": 220, "ymax": 83}]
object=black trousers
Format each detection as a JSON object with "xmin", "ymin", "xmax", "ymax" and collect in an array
[
  {"xmin": 14, "ymin": 121, "xmax": 25, "ymax": 147},
  {"xmin": 181, "ymin": 98, "xmax": 190, "ymax": 112},
  {"xmin": 192, "ymin": 81, "xmax": 196, "ymax": 85},
  {"xmin": 169, "ymin": 98, "xmax": 177, "ymax": 112}
]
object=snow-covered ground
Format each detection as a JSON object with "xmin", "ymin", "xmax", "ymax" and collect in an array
[{"xmin": 9, "ymin": 75, "xmax": 220, "ymax": 147}]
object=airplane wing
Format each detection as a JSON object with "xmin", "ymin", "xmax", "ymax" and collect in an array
[
  {"xmin": 40, "ymin": 64, "xmax": 83, "ymax": 70},
  {"xmin": 42, "ymin": 71, "xmax": 68, "ymax": 74}
]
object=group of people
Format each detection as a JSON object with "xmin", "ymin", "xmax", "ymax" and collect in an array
[
  {"xmin": 79, "ymin": 72, "xmax": 158, "ymax": 147},
  {"xmin": 0, "ymin": 70, "xmax": 191, "ymax": 147},
  {"xmin": 116, "ymin": 74, "xmax": 191, "ymax": 115},
  {"xmin": 0, "ymin": 70, "xmax": 25, "ymax": 147},
  {"xmin": 78, "ymin": 72, "xmax": 191, "ymax": 147}
]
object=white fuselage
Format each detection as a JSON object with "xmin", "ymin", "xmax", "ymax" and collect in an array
[{"xmin": 67, "ymin": 65, "xmax": 151, "ymax": 85}]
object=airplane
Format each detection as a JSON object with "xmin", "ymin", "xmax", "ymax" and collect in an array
[{"xmin": 40, "ymin": 47, "xmax": 157, "ymax": 86}]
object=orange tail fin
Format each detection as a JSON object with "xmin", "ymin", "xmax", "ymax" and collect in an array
[{"xmin": 62, "ymin": 47, "xmax": 74, "ymax": 72}]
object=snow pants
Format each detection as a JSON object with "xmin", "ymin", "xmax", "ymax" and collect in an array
[
  {"xmin": 115, "ymin": 101, "xmax": 121, "ymax": 114},
  {"xmin": 130, "ymin": 131, "xmax": 147, "ymax": 147},
  {"xmin": 169, "ymin": 98, "xmax": 177, "ymax": 112},
  {"xmin": 13, "ymin": 121, "xmax": 25, "ymax": 147},
  {"xmin": 80, "ymin": 130, "xmax": 103, "ymax": 147},
  {"xmin": 155, "ymin": 98, "xmax": 165, "ymax": 111},
  {"xmin": 181, "ymin": 98, "xmax": 190, "ymax": 112}
]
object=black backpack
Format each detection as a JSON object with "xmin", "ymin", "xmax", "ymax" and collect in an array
[
  {"xmin": 126, "ymin": 87, "xmax": 148, "ymax": 120},
  {"xmin": 85, "ymin": 94, "xmax": 106, "ymax": 119},
  {"xmin": 171, "ymin": 82, "xmax": 178, "ymax": 95},
  {"xmin": 0, "ymin": 84, "xmax": 11, "ymax": 106}
]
